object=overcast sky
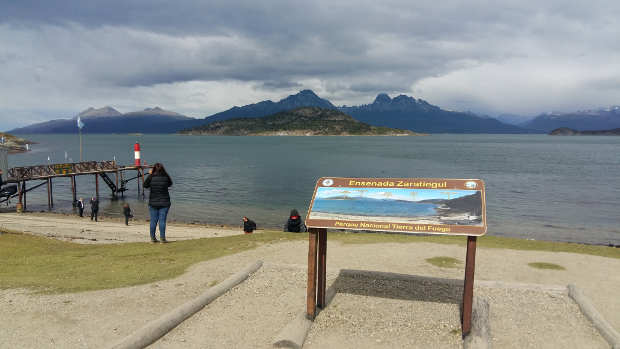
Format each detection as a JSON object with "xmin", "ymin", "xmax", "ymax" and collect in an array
[{"xmin": 2, "ymin": 0, "xmax": 620, "ymax": 130}]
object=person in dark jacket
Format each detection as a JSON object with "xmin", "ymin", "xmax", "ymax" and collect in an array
[
  {"xmin": 0, "ymin": 169, "xmax": 3, "ymax": 188},
  {"xmin": 77, "ymin": 197, "xmax": 85, "ymax": 217},
  {"xmin": 283, "ymin": 209, "xmax": 306, "ymax": 232},
  {"xmin": 144, "ymin": 163, "xmax": 172, "ymax": 243},
  {"xmin": 90, "ymin": 196, "xmax": 99, "ymax": 221},
  {"xmin": 123, "ymin": 203, "xmax": 133, "ymax": 226},
  {"xmin": 242, "ymin": 216, "xmax": 256, "ymax": 234}
]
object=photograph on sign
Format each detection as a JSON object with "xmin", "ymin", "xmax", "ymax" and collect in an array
[{"xmin": 306, "ymin": 177, "xmax": 487, "ymax": 236}]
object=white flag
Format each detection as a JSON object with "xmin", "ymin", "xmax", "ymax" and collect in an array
[{"xmin": 77, "ymin": 116, "xmax": 84, "ymax": 129}]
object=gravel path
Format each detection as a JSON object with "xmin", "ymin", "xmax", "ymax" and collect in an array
[
  {"xmin": 479, "ymin": 288, "xmax": 608, "ymax": 349},
  {"xmin": 1, "ymin": 231, "xmax": 619, "ymax": 348}
]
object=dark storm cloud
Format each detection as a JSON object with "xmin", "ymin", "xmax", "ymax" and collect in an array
[{"xmin": 1, "ymin": 0, "xmax": 620, "ymax": 129}]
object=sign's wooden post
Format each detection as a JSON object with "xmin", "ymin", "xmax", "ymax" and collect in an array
[
  {"xmin": 462, "ymin": 236, "xmax": 477, "ymax": 336},
  {"xmin": 306, "ymin": 228, "xmax": 319, "ymax": 319},
  {"xmin": 317, "ymin": 228, "xmax": 328, "ymax": 308}
]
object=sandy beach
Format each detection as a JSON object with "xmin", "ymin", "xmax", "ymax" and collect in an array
[
  {"xmin": 1, "ymin": 213, "xmax": 619, "ymax": 348},
  {"xmin": 0, "ymin": 212, "xmax": 244, "ymax": 243}
]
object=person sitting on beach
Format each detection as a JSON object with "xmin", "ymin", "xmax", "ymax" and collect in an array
[
  {"xmin": 144, "ymin": 163, "xmax": 172, "ymax": 243},
  {"xmin": 90, "ymin": 196, "xmax": 99, "ymax": 222},
  {"xmin": 283, "ymin": 209, "xmax": 306, "ymax": 233},
  {"xmin": 242, "ymin": 216, "xmax": 256, "ymax": 234},
  {"xmin": 123, "ymin": 203, "xmax": 133, "ymax": 226},
  {"xmin": 77, "ymin": 197, "xmax": 85, "ymax": 217}
]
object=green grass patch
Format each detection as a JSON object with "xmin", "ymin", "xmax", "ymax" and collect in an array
[
  {"xmin": 0, "ymin": 230, "xmax": 304, "ymax": 294},
  {"xmin": 528, "ymin": 262, "xmax": 566, "ymax": 270},
  {"xmin": 425, "ymin": 256, "xmax": 462, "ymax": 268},
  {"xmin": 1, "ymin": 228, "xmax": 618, "ymax": 294}
]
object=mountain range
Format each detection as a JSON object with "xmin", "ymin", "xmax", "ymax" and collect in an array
[
  {"xmin": 522, "ymin": 106, "xmax": 620, "ymax": 132},
  {"xmin": 338, "ymin": 94, "xmax": 528, "ymax": 133},
  {"xmin": 8, "ymin": 90, "xmax": 619, "ymax": 134},
  {"xmin": 9, "ymin": 107, "xmax": 203, "ymax": 134}
]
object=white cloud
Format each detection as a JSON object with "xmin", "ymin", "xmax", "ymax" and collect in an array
[{"xmin": 1, "ymin": 1, "xmax": 620, "ymax": 129}]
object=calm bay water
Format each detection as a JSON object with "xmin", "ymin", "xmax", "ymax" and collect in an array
[{"xmin": 5, "ymin": 134, "xmax": 620, "ymax": 245}]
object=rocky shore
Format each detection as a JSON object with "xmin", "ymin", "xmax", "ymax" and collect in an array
[{"xmin": 0, "ymin": 132, "xmax": 33, "ymax": 153}]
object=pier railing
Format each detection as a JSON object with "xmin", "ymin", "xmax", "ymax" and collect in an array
[{"xmin": 7, "ymin": 161, "xmax": 124, "ymax": 181}]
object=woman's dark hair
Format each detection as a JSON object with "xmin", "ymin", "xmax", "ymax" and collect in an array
[
  {"xmin": 152, "ymin": 163, "xmax": 169, "ymax": 177},
  {"xmin": 290, "ymin": 209, "xmax": 299, "ymax": 218}
]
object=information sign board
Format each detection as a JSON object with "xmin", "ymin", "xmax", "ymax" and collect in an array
[
  {"xmin": 306, "ymin": 177, "xmax": 487, "ymax": 236},
  {"xmin": 53, "ymin": 163, "xmax": 74, "ymax": 175}
]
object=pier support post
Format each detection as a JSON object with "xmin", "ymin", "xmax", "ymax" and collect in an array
[
  {"xmin": 141, "ymin": 168, "xmax": 145, "ymax": 198},
  {"xmin": 22, "ymin": 181, "xmax": 27, "ymax": 211},
  {"xmin": 95, "ymin": 174, "xmax": 99, "ymax": 199},
  {"xmin": 120, "ymin": 170, "xmax": 124, "ymax": 197},
  {"xmin": 46, "ymin": 178, "xmax": 52, "ymax": 210},
  {"xmin": 71, "ymin": 176, "xmax": 77, "ymax": 206},
  {"xmin": 16, "ymin": 180, "xmax": 23, "ymax": 213},
  {"xmin": 137, "ymin": 169, "xmax": 140, "ymax": 197}
]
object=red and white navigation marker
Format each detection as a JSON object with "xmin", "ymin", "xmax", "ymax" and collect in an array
[{"xmin": 134, "ymin": 142, "xmax": 141, "ymax": 166}]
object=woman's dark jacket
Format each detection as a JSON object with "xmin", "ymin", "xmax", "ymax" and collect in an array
[
  {"xmin": 244, "ymin": 219, "xmax": 256, "ymax": 233},
  {"xmin": 90, "ymin": 198, "xmax": 99, "ymax": 211},
  {"xmin": 284, "ymin": 217, "xmax": 306, "ymax": 232},
  {"xmin": 144, "ymin": 173, "xmax": 172, "ymax": 208},
  {"xmin": 123, "ymin": 206, "xmax": 132, "ymax": 217}
]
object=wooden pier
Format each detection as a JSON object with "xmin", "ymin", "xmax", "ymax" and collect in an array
[{"xmin": 2, "ymin": 161, "xmax": 151, "ymax": 212}]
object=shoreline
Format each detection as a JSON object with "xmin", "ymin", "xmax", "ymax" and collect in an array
[{"xmin": 1, "ymin": 210, "xmax": 618, "ymax": 248}]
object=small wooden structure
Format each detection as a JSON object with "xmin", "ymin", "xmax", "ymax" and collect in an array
[{"xmin": 2, "ymin": 161, "xmax": 149, "ymax": 211}]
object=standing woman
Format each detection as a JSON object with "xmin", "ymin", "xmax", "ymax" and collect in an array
[{"xmin": 144, "ymin": 163, "xmax": 172, "ymax": 243}]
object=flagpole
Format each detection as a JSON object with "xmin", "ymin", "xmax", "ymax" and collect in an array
[
  {"xmin": 77, "ymin": 115, "xmax": 84, "ymax": 162},
  {"xmin": 79, "ymin": 128, "xmax": 83, "ymax": 162}
]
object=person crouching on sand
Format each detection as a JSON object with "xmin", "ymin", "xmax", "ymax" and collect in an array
[
  {"xmin": 284, "ymin": 209, "xmax": 307, "ymax": 232},
  {"xmin": 123, "ymin": 203, "xmax": 133, "ymax": 226},
  {"xmin": 242, "ymin": 216, "xmax": 256, "ymax": 234},
  {"xmin": 144, "ymin": 163, "xmax": 172, "ymax": 243}
]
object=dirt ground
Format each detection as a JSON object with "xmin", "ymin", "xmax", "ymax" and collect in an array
[{"xmin": 1, "ymin": 214, "xmax": 619, "ymax": 348}]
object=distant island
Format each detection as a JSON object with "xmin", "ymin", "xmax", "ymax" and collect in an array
[
  {"xmin": 549, "ymin": 127, "xmax": 620, "ymax": 136},
  {"xmin": 179, "ymin": 107, "xmax": 422, "ymax": 136},
  {"xmin": 0, "ymin": 132, "xmax": 32, "ymax": 153}
]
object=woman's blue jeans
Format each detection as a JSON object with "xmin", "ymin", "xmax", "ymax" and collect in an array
[{"xmin": 149, "ymin": 206, "xmax": 170, "ymax": 241}]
